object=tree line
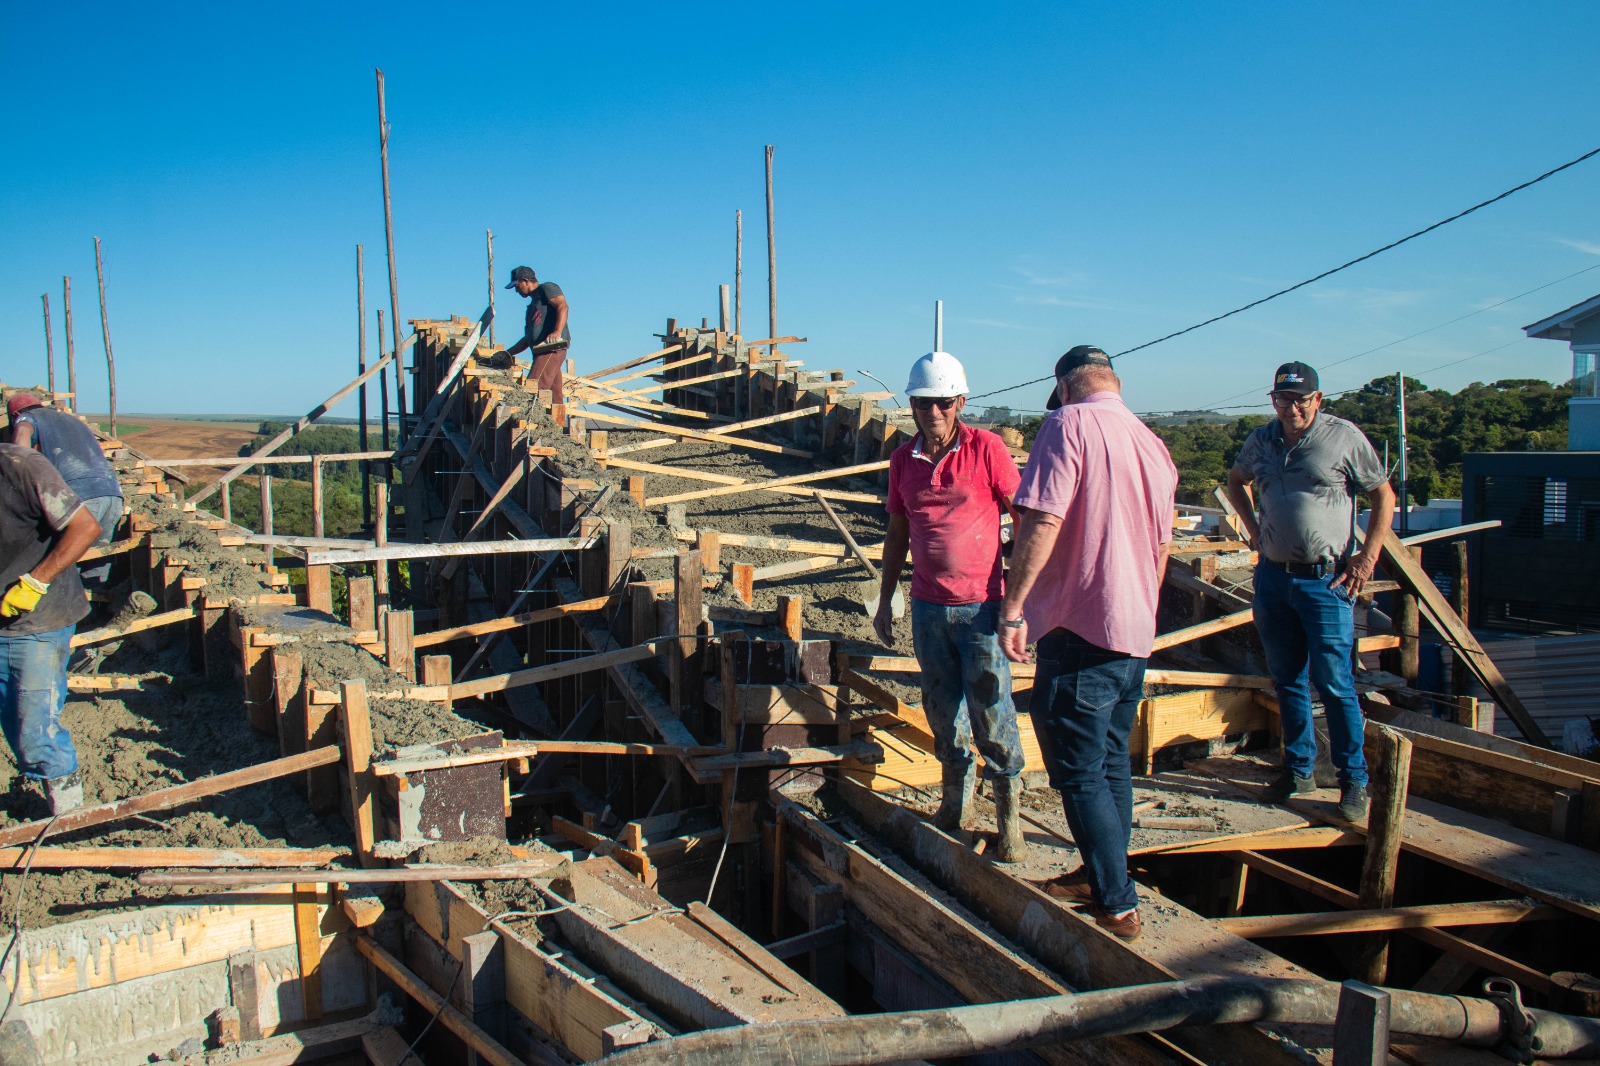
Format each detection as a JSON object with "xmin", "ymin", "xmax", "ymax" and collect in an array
[
  {"xmin": 203, "ymin": 422, "xmax": 375, "ymax": 537},
  {"xmin": 1018, "ymin": 376, "xmax": 1574, "ymax": 506}
]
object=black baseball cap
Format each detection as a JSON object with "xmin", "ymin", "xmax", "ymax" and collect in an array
[
  {"xmin": 1271, "ymin": 361, "xmax": 1319, "ymax": 396},
  {"xmin": 1044, "ymin": 345, "xmax": 1113, "ymax": 410},
  {"xmin": 505, "ymin": 266, "xmax": 537, "ymax": 288}
]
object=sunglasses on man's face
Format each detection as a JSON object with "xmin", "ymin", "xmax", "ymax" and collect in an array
[{"xmin": 911, "ymin": 397, "xmax": 959, "ymax": 411}]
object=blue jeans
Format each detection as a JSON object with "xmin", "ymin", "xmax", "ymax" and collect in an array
[
  {"xmin": 910, "ymin": 598, "xmax": 1024, "ymax": 779},
  {"xmin": 1028, "ymin": 628, "xmax": 1145, "ymax": 913},
  {"xmin": 80, "ymin": 495, "xmax": 124, "ymax": 589},
  {"xmin": 1252, "ymin": 563, "xmax": 1368, "ymax": 788},
  {"xmin": 0, "ymin": 625, "xmax": 78, "ymax": 780}
]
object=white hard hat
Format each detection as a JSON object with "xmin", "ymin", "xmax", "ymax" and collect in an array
[{"xmin": 905, "ymin": 351, "xmax": 969, "ymax": 398}]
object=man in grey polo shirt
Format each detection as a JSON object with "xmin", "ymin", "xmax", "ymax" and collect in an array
[{"xmin": 1226, "ymin": 362, "xmax": 1395, "ymax": 822}]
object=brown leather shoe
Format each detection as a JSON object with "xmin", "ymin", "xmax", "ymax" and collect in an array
[
  {"xmin": 1093, "ymin": 906, "xmax": 1142, "ymax": 941},
  {"xmin": 1032, "ymin": 868, "xmax": 1093, "ymax": 903}
]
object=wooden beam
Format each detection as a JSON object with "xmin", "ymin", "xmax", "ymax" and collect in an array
[
  {"xmin": 0, "ymin": 846, "xmax": 345, "ymax": 869},
  {"xmin": 1379, "ymin": 536, "xmax": 1547, "ymax": 746},
  {"xmin": 583, "ymin": 343, "xmax": 684, "ymax": 383},
  {"xmin": 412, "ymin": 594, "xmax": 613, "ymax": 648},
  {"xmin": 609, "ymin": 458, "xmax": 881, "ymax": 505},
  {"xmin": 354, "ymin": 935, "xmax": 526, "ymax": 1066},
  {"xmin": 189, "ymin": 343, "xmax": 400, "ymax": 504},
  {"xmin": 581, "ymin": 410, "xmax": 814, "ymax": 458},
  {"xmin": 338, "ymin": 680, "xmax": 378, "ymax": 867},
  {"xmin": 306, "ymin": 537, "xmax": 584, "ymax": 565},
  {"xmin": 689, "ymin": 740, "xmax": 881, "ymax": 772},
  {"xmin": 138, "ymin": 859, "xmax": 569, "ymax": 886},
  {"xmin": 0, "ymin": 746, "xmax": 341, "ymax": 848},
  {"xmin": 450, "ymin": 642, "xmax": 660, "ymax": 701},
  {"xmin": 1216, "ymin": 899, "xmax": 1563, "ymax": 938},
  {"xmin": 1354, "ymin": 725, "xmax": 1412, "ymax": 983},
  {"xmin": 1151, "ymin": 608, "xmax": 1255, "ymax": 652},
  {"xmin": 647, "ymin": 460, "xmax": 888, "ymax": 507}
]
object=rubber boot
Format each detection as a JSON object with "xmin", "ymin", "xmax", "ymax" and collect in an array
[
  {"xmin": 932, "ymin": 763, "xmax": 973, "ymax": 832},
  {"xmin": 993, "ymin": 774, "xmax": 1027, "ymax": 863},
  {"xmin": 46, "ymin": 770, "xmax": 83, "ymax": 816}
]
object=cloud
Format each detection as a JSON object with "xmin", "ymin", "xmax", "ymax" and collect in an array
[
  {"xmin": 1305, "ymin": 286, "xmax": 1428, "ymax": 310},
  {"xmin": 955, "ymin": 317, "xmax": 1034, "ymax": 330},
  {"xmin": 1009, "ymin": 263, "xmax": 1092, "ymax": 289},
  {"xmin": 1556, "ymin": 237, "xmax": 1600, "ymax": 257}
]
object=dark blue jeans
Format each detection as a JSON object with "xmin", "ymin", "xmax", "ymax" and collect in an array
[
  {"xmin": 0, "ymin": 624, "xmax": 78, "ymax": 780},
  {"xmin": 1252, "ymin": 562, "xmax": 1368, "ymax": 788},
  {"xmin": 910, "ymin": 598, "xmax": 1025, "ymax": 779},
  {"xmin": 1028, "ymin": 628, "xmax": 1145, "ymax": 913}
]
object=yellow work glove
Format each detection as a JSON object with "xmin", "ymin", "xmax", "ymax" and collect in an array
[{"xmin": 0, "ymin": 573, "xmax": 49, "ymax": 618}]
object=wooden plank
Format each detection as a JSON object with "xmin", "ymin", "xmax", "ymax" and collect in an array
[
  {"xmin": 449, "ymin": 642, "xmax": 659, "ymax": 701},
  {"xmin": 646, "ymin": 460, "xmax": 889, "ymax": 507},
  {"xmin": 581, "ymin": 409, "xmax": 815, "ymax": 458},
  {"xmin": 169, "ymin": 1014, "xmax": 381, "ymax": 1065},
  {"xmin": 0, "ymin": 746, "xmax": 341, "ymax": 848},
  {"xmin": 70, "ymin": 605, "xmax": 196, "ymax": 647},
  {"xmin": 1379, "ymin": 537, "xmax": 1547, "ymax": 745},
  {"xmin": 690, "ymin": 741, "xmax": 880, "ymax": 772},
  {"xmin": 338, "ymin": 680, "xmax": 378, "ymax": 867},
  {"xmin": 414, "ymin": 595, "xmax": 613, "ymax": 648},
  {"xmin": 1143, "ymin": 669, "xmax": 1274, "ymax": 689},
  {"xmin": 293, "ymin": 883, "xmax": 325, "ymax": 1021},
  {"xmin": 1354, "ymin": 726, "xmax": 1412, "ymax": 981},
  {"xmin": 307, "ymin": 537, "xmax": 584, "ymax": 565},
  {"xmin": 1237, "ymin": 850, "xmax": 1558, "ymax": 994},
  {"xmin": 607, "ymin": 458, "xmax": 881, "ymax": 505},
  {"xmin": 1151, "ymin": 607, "xmax": 1255, "ymax": 652},
  {"xmin": 0, "ymin": 846, "xmax": 343, "ymax": 869},
  {"xmin": 353, "ymin": 934, "xmax": 525, "ymax": 1066},
  {"xmin": 782, "ymin": 791, "xmax": 1277, "ymax": 1066},
  {"xmin": 1216, "ymin": 899, "xmax": 1562, "ymax": 938},
  {"xmin": 4, "ymin": 884, "xmax": 307, "ymax": 1004}
]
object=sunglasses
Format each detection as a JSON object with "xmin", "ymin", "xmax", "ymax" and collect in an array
[
  {"xmin": 1270, "ymin": 392, "xmax": 1318, "ymax": 409},
  {"xmin": 911, "ymin": 397, "xmax": 959, "ymax": 411}
]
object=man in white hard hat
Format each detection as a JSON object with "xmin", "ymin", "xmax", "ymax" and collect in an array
[{"xmin": 874, "ymin": 352, "xmax": 1027, "ymax": 861}]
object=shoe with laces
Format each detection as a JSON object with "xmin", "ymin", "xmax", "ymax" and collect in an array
[
  {"xmin": 1032, "ymin": 868, "xmax": 1093, "ymax": 903},
  {"xmin": 1338, "ymin": 783, "xmax": 1370, "ymax": 822},
  {"xmin": 1261, "ymin": 769, "xmax": 1316, "ymax": 804},
  {"xmin": 1092, "ymin": 906, "xmax": 1142, "ymax": 941}
]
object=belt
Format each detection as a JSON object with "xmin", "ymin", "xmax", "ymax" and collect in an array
[{"xmin": 1261, "ymin": 557, "xmax": 1336, "ymax": 579}]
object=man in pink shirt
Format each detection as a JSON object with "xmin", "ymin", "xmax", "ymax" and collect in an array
[
  {"xmin": 999, "ymin": 346, "xmax": 1178, "ymax": 940},
  {"xmin": 874, "ymin": 351, "xmax": 1027, "ymax": 861}
]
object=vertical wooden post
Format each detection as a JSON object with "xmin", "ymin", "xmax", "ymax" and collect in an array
[
  {"xmin": 1355, "ymin": 725, "xmax": 1412, "ymax": 984},
  {"xmin": 777, "ymin": 594, "xmax": 803, "ymax": 642},
  {"xmin": 385, "ymin": 609, "xmax": 416, "ymax": 682},
  {"xmin": 305, "ymin": 565, "xmax": 333, "ymax": 615},
  {"xmin": 304, "ymin": 681, "xmax": 338, "ymax": 814},
  {"xmin": 62, "ymin": 276, "xmax": 76, "ymax": 412},
  {"xmin": 421, "ymin": 654, "xmax": 453, "ymax": 710},
  {"xmin": 764, "ymin": 144, "xmax": 777, "ymax": 357},
  {"xmin": 347, "ymin": 576, "xmax": 376, "ymax": 633},
  {"xmin": 626, "ymin": 475, "xmax": 646, "ymax": 509},
  {"xmin": 731, "ymin": 563, "xmax": 755, "ymax": 606},
  {"xmin": 1451, "ymin": 540, "xmax": 1470, "ymax": 695},
  {"xmin": 260, "ymin": 474, "xmax": 273, "ymax": 536},
  {"xmin": 311, "ymin": 457, "xmax": 325, "ymax": 539},
  {"xmin": 589, "ymin": 430, "xmax": 608, "ymax": 468},
  {"xmin": 221, "ymin": 481, "xmax": 231, "ymax": 525},
  {"xmin": 40, "ymin": 293, "xmax": 54, "ymax": 396},
  {"xmin": 1332, "ymin": 981, "xmax": 1389, "ymax": 1066},
  {"xmin": 339, "ymin": 679, "xmax": 379, "ymax": 867},
  {"xmin": 375, "ymin": 68, "xmax": 405, "ymax": 441},
  {"xmin": 671, "ymin": 550, "xmax": 703, "ymax": 719},
  {"xmin": 734, "ymin": 209, "xmax": 742, "ymax": 337},
  {"xmin": 696, "ymin": 530, "xmax": 721, "ymax": 574},
  {"xmin": 357, "ymin": 244, "xmax": 371, "ymax": 530},
  {"xmin": 719, "ymin": 284, "xmax": 730, "ymax": 332},
  {"xmin": 604, "ymin": 520, "xmax": 631, "ymax": 592},
  {"xmin": 1394, "ymin": 591, "xmax": 1420, "ymax": 685},
  {"xmin": 373, "ymin": 481, "xmax": 390, "ymax": 614},
  {"xmin": 377, "ymin": 309, "xmax": 391, "ymax": 452},
  {"xmin": 629, "ymin": 581, "xmax": 657, "ymax": 649},
  {"xmin": 92, "ymin": 237, "xmax": 117, "ymax": 437},
  {"xmin": 293, "ymin": 883, "xmax": 325, "ymax": 1021},
  {"xmin": 485, "ymin": 227, "xmax": 495, "ymax": 348}
]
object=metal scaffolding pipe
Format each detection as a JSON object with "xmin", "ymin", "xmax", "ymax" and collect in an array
[{"xmin": 599, "ymin": 976, "xmax": 1600, "ymax": 1065}]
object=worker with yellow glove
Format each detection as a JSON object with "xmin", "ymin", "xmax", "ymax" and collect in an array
[{"xmin": 0, "ymin": 443, "xmax": 103, "ymax": 815}]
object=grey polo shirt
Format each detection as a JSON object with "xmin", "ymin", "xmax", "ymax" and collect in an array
[{"xmin": 1232, "ymin": 413, "xmax": 1387, "ymax": 565}]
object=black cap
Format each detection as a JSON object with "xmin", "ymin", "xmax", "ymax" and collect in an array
[
  {"xmin": 1271, "ymin": 361, "xmax": 1319, "ymax": 396},
  {"xmin": 505, "ymin": 265, "xmax": 537, "ymax": 289},
  {"xmin": 1044, "ymin": 345, "xmax": 1113, "ymax": 410}
]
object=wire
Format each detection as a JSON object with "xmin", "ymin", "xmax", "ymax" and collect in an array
[{"xmin": 965, "ymin": 145, "xmax": 1600, "ymax": 405}]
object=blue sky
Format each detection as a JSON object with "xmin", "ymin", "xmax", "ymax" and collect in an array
[{"xmin": 3, "ymin": 2, "xmax": 1598, "ymax": 420}]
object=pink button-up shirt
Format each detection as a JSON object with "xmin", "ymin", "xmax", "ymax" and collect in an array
[{"xmin": 1013, "ymin": 392, "xmax": 1178, "ymax": 658}]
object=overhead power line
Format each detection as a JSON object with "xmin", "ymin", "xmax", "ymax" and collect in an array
[{"xmin": 966, "ymin": 143, "xmax": 1600, "ymax": 404}]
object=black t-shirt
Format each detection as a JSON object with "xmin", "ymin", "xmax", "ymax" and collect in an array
[
  {"xmin": 0, "ymin": 444, "xmax": 89, "ymax": 634},
  {"xmin": 523, "ymin": 281, "xmax": 571, "ymax": 348}
]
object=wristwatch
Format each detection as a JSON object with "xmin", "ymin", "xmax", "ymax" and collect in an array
[{"xmin": 1000, "ymin": 616, "xmax": 1026, "ymax": 629}]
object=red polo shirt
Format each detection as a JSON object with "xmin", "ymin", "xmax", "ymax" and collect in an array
[{"xmin": 886, "ymin": 423, "xmax": 1020, "ymax": 605}]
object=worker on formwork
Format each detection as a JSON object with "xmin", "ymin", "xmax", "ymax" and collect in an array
[
  {"xmin": 0, "ymin": 443, "xmax": 103, "ymax": 814},
  {"xmin": 1000, "ymin": 346, "xmax": 1178, "ymax": 941},
  {"xmin": 1226, "ymin": 362, "xmax": 1395, "ymax": 822},
  {"xmin": 874, "ymin": 351, "xmax": 1027, "ymax": 862},
  {"xmin": 503, "ymin": 265, "xmax": 571, "ymax": 405},
  {"xmin": 7, "ymin": 393, "xmax": 124, "ymax": 590}
]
